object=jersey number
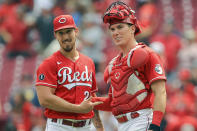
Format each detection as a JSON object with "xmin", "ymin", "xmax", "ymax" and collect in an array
[{"xmin": 84, "ymin": 91, "xmax": 90, "ymax": 100}]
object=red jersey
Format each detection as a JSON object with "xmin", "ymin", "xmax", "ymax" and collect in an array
[
  {"xmin": 36, "ymin": 51, "xmax": 97, "ymax": 120},
  {"xmin": 104, "ymin": 43, "xmax": 166, "ymax": 115}
]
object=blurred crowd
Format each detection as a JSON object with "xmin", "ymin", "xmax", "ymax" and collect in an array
[{"xmin": 0, "ymin": 0, "xmax": 197, "ymax": 131}]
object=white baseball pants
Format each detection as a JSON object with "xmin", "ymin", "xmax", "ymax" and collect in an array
[{"xmin": 118, "ymin": 108, "xmax": 153, "ymax": 131}]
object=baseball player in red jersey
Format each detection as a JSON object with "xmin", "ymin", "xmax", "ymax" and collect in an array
[
  {"xmin": 92, "ymin": 1, "xmax": 167, "ymax": 131},
  {"xmin": 35, "ymin": 15, "xmax": 104, "ymax": 131}
]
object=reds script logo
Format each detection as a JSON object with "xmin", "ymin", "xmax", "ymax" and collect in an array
[{"xmin": 57, "ymin": 66, "xmax": 92, "ymax": 90}]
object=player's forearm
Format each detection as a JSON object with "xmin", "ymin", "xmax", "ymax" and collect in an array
[
  {"xmin": 39, "ymin": 94, "xmax": 81, "ymax": 113},
  {"xmin": 150, "ymin": 80, "xmax": 166, "ymax": 128},
  {"xmin": 151, "ymin": 80, "xmax": 166, "ymax": 113},
  {"xmin": 149, "ymin": 89, "xmax": 166, "ymax": 130},
  {"xmin": 153, "ymin": 86, "xmax": 166, "ymax": 113},
  {"xmin": 92, "ymin": 109, "xmax": 104, "ymax": 131}
]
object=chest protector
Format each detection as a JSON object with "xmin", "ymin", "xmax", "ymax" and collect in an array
[{"xmin": 108, "ymin": 45, "xmax": 149, "ymax": 116}]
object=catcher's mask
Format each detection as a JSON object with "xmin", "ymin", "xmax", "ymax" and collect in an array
[{"xmin": 103, "ymin": 1, "xmax": 141, "ymax": 35}]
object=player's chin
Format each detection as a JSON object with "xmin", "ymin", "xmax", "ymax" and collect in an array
[
  {"xmin": 63, "ymin": 46, "xmax": 73, "ymax": 52},
  {"xmin": 114, "ymin": 41, "xmax": 124, "ymax": 46}
]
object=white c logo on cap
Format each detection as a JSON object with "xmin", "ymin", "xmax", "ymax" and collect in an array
[{"xmin": 59, "ymin": 18, "xmax": 66, "ymax": 23}]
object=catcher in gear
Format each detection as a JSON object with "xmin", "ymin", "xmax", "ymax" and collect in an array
[{"xmin": 92, "ymin": 1, "xmax": 167, "ymax": 131}]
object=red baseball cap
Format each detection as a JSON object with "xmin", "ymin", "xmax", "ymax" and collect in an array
[{"xmin": 53, "ymin": 15, "xmax": 76, "ymax": 32}]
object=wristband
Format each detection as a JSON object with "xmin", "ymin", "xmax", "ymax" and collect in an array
[
  {"xmin": 151, "ymin": 111, "xmax": 164, "ymax": 126},
  {"xmin": 148, "ymin": 124, "xmax": 160, "ymax": 131}
]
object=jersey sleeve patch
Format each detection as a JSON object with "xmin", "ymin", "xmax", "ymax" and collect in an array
[
  {"xmin": 39, "ymin": 74, "xmax": 45, "ymax": 80},
  {"xmin": 154, "ymin": 64, "xmax": 163, "ymax": 75},
  {"xmin": 145, "ymin": 52, "xmax": 166, "ymax": 84},
  {"xmin": 36, "ymin": 59, "xmax": 57, "ymax": 88}
]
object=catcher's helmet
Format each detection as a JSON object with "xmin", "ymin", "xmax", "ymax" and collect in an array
[{"xmin": 103, "ymin": 1, "xmax": 141, "ymax": 35}]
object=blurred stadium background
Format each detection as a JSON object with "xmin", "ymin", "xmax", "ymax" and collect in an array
[{"xmin": 0, "ymin": 0, "xmax": 197, "ymax": 131}]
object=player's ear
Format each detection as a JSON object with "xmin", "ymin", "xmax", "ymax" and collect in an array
[
  {"xmin": 128, "ymin": 24, "xmax": 136, "ymax": 34},
  {"xmin": 131, "ymin": 25, "xmax": 136, "ymax": 34},
  {"xmin": 75, "ymin": 27, "xmax": 79, "ymax": 37},
  {"xmin": 75, "ymin": 27, "xmax": 79, "ymax": 33}
]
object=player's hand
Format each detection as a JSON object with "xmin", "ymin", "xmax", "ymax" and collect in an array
[{"xmin": 78, "ymin": 96, "xmax": 103, "ymax": 113}]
